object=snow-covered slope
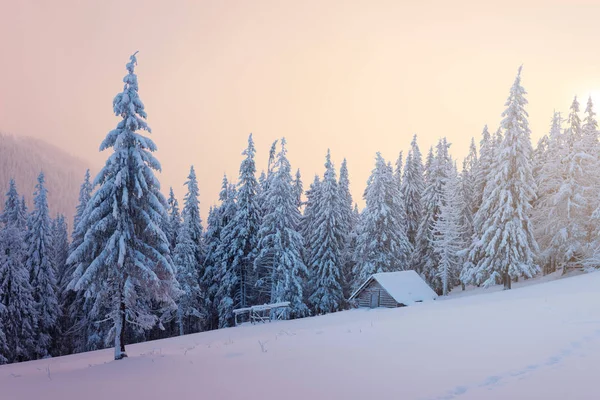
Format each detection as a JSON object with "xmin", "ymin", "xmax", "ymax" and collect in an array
[{"xmin": 3, "ymin": 272, "xmax": 600, "ymax": 400}]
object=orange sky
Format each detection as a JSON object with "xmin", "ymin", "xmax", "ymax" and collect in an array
[{"xmin": 2, "ymin": 0, "xmax": 600, "ymax": 217}]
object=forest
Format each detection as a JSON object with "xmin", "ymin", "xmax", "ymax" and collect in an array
[{"xmin": 0, "ymin": 55, "xmax": 597, "ymax": 365}]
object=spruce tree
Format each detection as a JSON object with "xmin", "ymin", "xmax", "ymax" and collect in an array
[
  {"xmin": 400, "ymin": 135, "xmax": 424, "ymax": 247},
  {"xmin": 353, "ymin": 153, "xmax": 412, "ymax": 289},
  {"xmin": 433, "ymin": 166, "xmax": 462, "ymax": 295},
  {"xmin": 166, "ymin": 187, "xmax": 182, "ymax": 252},
  {"xmin": 293, "ymin": 168, "xmax": 304, "ymax": 209},
  {"xmin": 0, "ymin": 179, "xmax": 36, "ymax": 362},
  {"xmin": 214, "ymin": 177, "xmax": 239, "ymax": 327},
  {"xmin": 412, "ymin": 139, "xmax": 451, "ymax": 293},
  {"xmin": 67, "ymin": 53, "xmax": 178, "ymax": 360},
  {"xmin": 338, "ymin": 158, "xmax": 356, "ymax": 302},
  {"xmin": 182, "ymin": 166, "xmax": 204, "ymax": 272},
  {"xmin": 462, "ymin": 66, "xmax": 539, "ymax": 289},
  {"xmin": 307, "ymin": 150, "xmax": 345, "ymax": 314},
  {"xmin": 202, "ymin": 206, "xmax": 223, "ymax": 330},
  {"xmin": 26, "ymin": 172, "xmax": 59, "ymax": 358},
  {"xmin": 255, "ymin": 139, "xmax": 309, "ymax": 318},
  {"xmin": 218, "ymin": 135, "xmax": 261, "ymax": 321},
  {"xmin": 473, "ymin": 125, "xmax": 492, "ymax": 214},
  {"xmin": 173, "ymin": 220, "xmax": 202, "ymax": 335}
]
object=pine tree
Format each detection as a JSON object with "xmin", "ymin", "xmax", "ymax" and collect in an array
[
  {"xmin": 338, "ymin": 158, "xmax": 356, "ymax": 302},
  {"xmin": 202, "ymin": 206, "xmax": 223, "ymax": 330},
  {"xmin": 50, "ymin": 213, "xmax": 69, "ymax": 355},
  {"xmin": 307, "ymin": 150, "xmax": 345, "ymax": 314},
  {"xmin": 218, "ymin": 134, "xmax": 262, "ymax": 325},
  {"xmin": 182, "ymin": 166, "xmax": 204, "ymax": 272},
  {"xmin": 67, "ymin": 53, "xmax": 178, "ymax": 360},
  {"xmin": 0, "ymin": 179, "xmax": 36, "ymax": 362},
  {"xmin": 353, "ymin": 153, "xmax": 412, "ymax": 289},
  {"xmin": 462, "ymin": 66, "xmax": 539, "ymax": 289},
  {"xmin": 473, "ymin": 125, "xmax": 492, "ymax": 214},
  {"xmin": 400, "ymin": 135, "xmax": 424, "ymax": 247},
  {"xmin": 173, "ymin": 219, "xmax": 202, "ymax": 335},
  {"xmin": 412, "ymin": 139, "xmax": 451, "ymax": 293},
  {"xmin": 532, "ymin": 112, "xmax": 564, "ymax": 274},
  {"xmin": 166, "ymin": 187, "xmax": 182, "ymax": 252},
  {"xmin": 255, "ymin": 138, "xmax": 309, "ymax": 318},
  {"xmin": 433, "ymin": 166, "xmax": 462, "ymax": 295},
  {"xmin": 394, "ymin": 151, "xmax": 403, "ymax": 188},
  {"xmin": 62, "ymin": 169, "xmax": 95, "ymax": 354},
  {"xmin": 293, "ymin": 169, "xmax": 303, "ymax": 209},
  {"xmin": 543, "ymin": 99, "xmax": 591, "ymax": 271},
  {"xmin": 457, "ymin": 139, "xmax": 477, "ymax": 247},
  {"xmin": 25, "ymin": 172, "xmax": 59, "ymax": 358}
]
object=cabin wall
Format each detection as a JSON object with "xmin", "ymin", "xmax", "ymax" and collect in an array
[{"xmin": 356, "ymin": 280, "xmax": 400, "ymax": 308}]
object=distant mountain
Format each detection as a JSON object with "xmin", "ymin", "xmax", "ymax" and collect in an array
[{"xmin": 0, "ymin": 134, "xmax": 92, "ymax": 229}]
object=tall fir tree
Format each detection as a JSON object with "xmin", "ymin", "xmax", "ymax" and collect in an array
[
  {"xmin": 0, "ymin": 179, "xmax": 36, "ymax": 363},
  {"xmin": 166, "ymin": 187, "xmax": 182, "ymax": 252},
  {"xmin": 307, "ymin": 150, "xmax": 345, "ymax": 314},
  {"xmin": 457, "ymin": 139, "xmax": 477, "ymax": 248},
  {"xmin": 412, "ymin": 139, "xmax": 451, "ymax": 293},
  {"xmin": 254, "ymin": 139, "xmax": 309, "ymax": 318},
  {"xmin": 338, "ymin": 158, "xmax": 356, "ymax": 302},
  {"xmin": 432, "ymin": 166, "xmax": 462, "ymax": 295},
  {"xmin": 473, "ymin": 125, "xmax": 492, "ymax": 215},
  {"xmin": 293, "ymin": 168, "xmax": 304, "ymax": 209},
  {"xmin": 182, "ymin": 166, "xmax": 204, "ymax": 273},
  {"xmin": 353, "ymin": 153, "xmax": 412, "ymax": 289},
  {"xmin": 25, "ymin": 172, "xmax": 59, "ymax": 358},
  {"xmin": 400, "ymin": 135, "xmax": 424, "ymax": 247},
  {"xmin": 218, "ymin": 134, "xmax": 262, "ymax": 325},
  {"xmin": 462, "ymin": 66, "xmax": 539, "ymax": 289},
  {"xmin": 67, "ymin": 53, "xmax": 178, "ymax": 360}
]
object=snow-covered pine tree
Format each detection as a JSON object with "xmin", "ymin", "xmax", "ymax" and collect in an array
[
  {"xmin": 457, "ymin": 139, "xmax": 477, "ymax": 248},
  {"xmin": 307, "ymin": 150, "xmax": 345, "ymax": 314},
  {"xmin": 254, "ymin": 138, "xmax": 309, "ymax": 318},
  {"xmin": 338, "ymin": 158, "xmax": 356, "ymax": 302},
  {"xmin": 213, "ymin": 177, "xmax": 239, "ymax": 328},
  {"xmin": 532, "ymin": 112, "xmax": 564, "ymax": 274},
  {"xmin": 25, "ymin": 172, "xmax": 59, "ymax": 358},
  {"xmin": 582, "ymin": 97, "xmax": 600, "ymax": 251},
  {"xmin": 166, "ymin": 187, "xmax": 182, "ymax": 252},
  {"xmin": 218, "ymin": 134, "xmax": 262, "ymax": 325},
  {"xmin": 182, "ymin": 166, "xmax": 204, "ymax": 274},
  {"xmin": 400, "ymin": 135, "xmax": 424, "ymax": 247},
  {"xmin": 51, "ymin": 213, "xmax": 69, "ymax": 355},
  {"xmin": 411, "ymin": 139, "xmax": 451, "ymax": 293},
  {"xmin": 301, "ymin": 175, "xmax": 321, "ymax": 246},
  {"xmin": 353, "ymin": 153, "xmax": 412, "ymax": 289},
  {"xmin": 67, "ymin": 53, "xmax": 178, "ymax": 360},
  {"xmin": 173, "ymin": 218, "xmax": 202, "ymax": 335},
  {"xmin": 462, "ymin": 66, "xmax": 539, "ymax": 289},
  {"xmin": 433, "ymin": 166, "xmax": 462, "ymax": 296},
  {"xmin": 61, "ymin": 169, "xmax": 97, "ymax": 354},
  {"xmin": 473, "ymin": 126, "xmax": 492, "ymax": 215},
  {"xmin": 540, "ymin": 99, "xmax": 591, "ymax": 272},
  {"xmin": 52, "ymin": 214, "xmax": 69, "ymax": 297},
  {"xmin": 0, "ymin": 179, "xmax": 36, "ymax": 363},
  {"xmin": 394, "ymin": 151, "xmax": 403, "ymax": 188},
  {"xmin": 201, "ymin": 206, "xmax": 223, "ymax": 330},
  {"xmin": 293, "ymin": 169, "xmax": 303, "ymax": 209}
]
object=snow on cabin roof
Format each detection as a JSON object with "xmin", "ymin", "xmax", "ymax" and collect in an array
[{"xmin": 350, "ymin": 270, "xmax": 438, "ymax": 305}]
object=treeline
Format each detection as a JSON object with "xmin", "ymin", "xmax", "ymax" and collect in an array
[{"xmin": 1, "ymin": 57, "xmax": 599, "ymax": 365}]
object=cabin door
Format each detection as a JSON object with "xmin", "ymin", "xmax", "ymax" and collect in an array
[{"xmin": 370, "ymin": 292, "xmax": 379, "ymax": 308}]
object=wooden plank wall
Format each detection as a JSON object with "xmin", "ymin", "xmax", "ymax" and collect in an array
[{"xmin": 356, "ymin": 279, "xmax": 402, "ymax": 308}]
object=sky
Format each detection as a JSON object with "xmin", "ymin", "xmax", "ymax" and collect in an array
[{"xmin": 2, "ymin": 0, "xmax": 600, "ymax": 217}]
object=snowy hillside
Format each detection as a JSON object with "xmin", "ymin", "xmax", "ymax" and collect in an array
[
  {"xmin": 0, "ymin": 134, "xmax": 91, "ymax": 223},
  {"xmin": 2, "ymin": 272, "xmax": 599, "ymax": 400}
]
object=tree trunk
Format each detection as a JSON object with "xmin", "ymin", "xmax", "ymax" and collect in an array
[
  {"xmin": 114, "ymin": 300, "xmax": 128, "ymax": 360},
  {"xmin": 503, "ymin": 271, "xmax": 511, "ymax": 290}
]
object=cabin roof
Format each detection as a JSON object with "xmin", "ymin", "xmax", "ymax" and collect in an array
[{"xmin": 349, "ymin": 270, "xmax": 438, "ymax": 305}]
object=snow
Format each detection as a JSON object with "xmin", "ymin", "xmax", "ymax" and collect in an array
[
  {"xmin": 3, "ymin": 271, "xmax": 600, "ymax": 399},
  {"xmin": 351, "ymin": 270, "xmax": 438, "ymax": 305}
]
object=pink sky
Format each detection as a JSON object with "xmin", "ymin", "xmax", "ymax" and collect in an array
[{"xmin": 2, "ymin": 0, "xmax": 600, "ymax": 216}]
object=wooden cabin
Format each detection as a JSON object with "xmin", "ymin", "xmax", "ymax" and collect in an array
[{"xmin": 350, "ymin": 270, "xmax": 437, "ymax": 308}]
